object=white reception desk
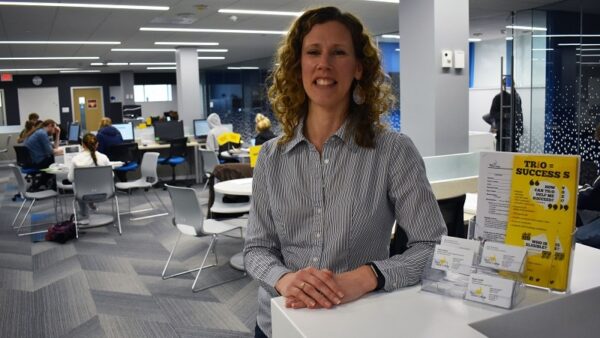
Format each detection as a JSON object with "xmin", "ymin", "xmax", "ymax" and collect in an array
[{"xmin": 272, "ymin": 244, "xmax": 600, "ymax": 338}]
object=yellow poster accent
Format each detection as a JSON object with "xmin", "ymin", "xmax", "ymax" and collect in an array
[
  {"xmin": 217, "ymin": 132, "xmax": 241, "ymax": 146},
  {"xmin": 505, "ymin": 154, "xmax": 579, "ymax": 291},
  {"xmin": 249, "ymin": 145, "xmax": 261, "ymax": 168}
]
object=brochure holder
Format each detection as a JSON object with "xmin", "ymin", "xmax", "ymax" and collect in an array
[{"xmin": 421, "ymin": 237, "xmax": 527, "ymax": 309}]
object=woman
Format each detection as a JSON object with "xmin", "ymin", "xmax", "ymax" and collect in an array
[
  {"xmin": 68, "ymin": 133, "xmax": 111, "ymax": 224},
  {"xmin": 17, "ymin": 112, "xmax": 40, "ymax": 143},
  {"xmin": 243, "ymin": 6, "xmax": 446, "ymax": 338},
  {"xmin": 254, "ymin": 113, "xmax": 276, "ymax": 146},
  {"xmin": 96, "ymin": 117, "xmax": 124, "ymax": 154}
]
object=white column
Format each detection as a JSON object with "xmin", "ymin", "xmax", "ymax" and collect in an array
[
  {"xmin": 399, "ymin": 0, "xmax": 469, "ymax": 156},
  {"xmin": 176, "ymin": 47, "xmax": 203, "ymax": 128}
]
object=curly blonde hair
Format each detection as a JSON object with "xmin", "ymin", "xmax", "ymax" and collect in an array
[
  {"xmin": 255, "ymin": 113, "xmax": 272, "ymax": 133},
  {"xmin": 268, "ymin": 6, "xmax": 395, "ymax": 148}
]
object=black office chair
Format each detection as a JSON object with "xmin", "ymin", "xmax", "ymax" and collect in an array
[
  {"xmin": 579, "ymin": 161, "xmax": 599, "ymax": 186},
  {"xmin": 107, "ymin": 142, "xmax": 140, "ymax": 181},
  {"xmin": 13, "ymin": 144, "xmax": 41, "ymax": 198},
  {"xmin": 389, "ymin": 194, "xmax": 466, "ymax": 257},
  {"xmin": 158, "ymin": 137, "xmax": 188, "ymax": 185}
]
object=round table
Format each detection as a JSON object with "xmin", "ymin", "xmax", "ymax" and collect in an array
[{"xmin": 214, "ymin": 177, "xmax": 253, "ymax": 271}]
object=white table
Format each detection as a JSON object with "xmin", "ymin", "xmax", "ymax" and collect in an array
[{"xmin": 272, "ymin": 244, "xmax": 600, "ymax": 338}]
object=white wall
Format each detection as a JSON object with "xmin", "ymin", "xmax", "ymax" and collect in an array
[
  {"xmin": 473, "ymin": 38, "xmax": 506, "ymax": 89},
  {"xmin": 18, "ymin": 87, "xmax": 60, "ymax": 123},
  {"xmin": 109, "ymin": 85, "xmax": 178, "ymax": 118}
]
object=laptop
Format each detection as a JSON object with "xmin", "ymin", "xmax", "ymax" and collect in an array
[{"xmin": 469, "ymin": 285, "xmax": 600, "ymax": 338}]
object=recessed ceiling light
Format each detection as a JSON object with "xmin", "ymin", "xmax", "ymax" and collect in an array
[
  {"xmin": 129, "ymin": 62, "xmax": 176, "ymax": 66},
  {"xmin": 0, "ymin": 40, "xmax": 120, "ymax": 45},
  {"xmin": 0, "ymin": 56, "xmax": 99, "ymax": 60},
  {"xmin": 147, "ymin": 66, "xmax": 176, "ymax": 70},
  {"xmin": 381, "ymin": 34, "xmax": 400, "ymax": 39},
  {"xmin": 217, "ymin": 9, "xmax": 302, "ymax": 17},
  {"xmin": 0, "ymin": 2, "xmax": 168, "ymax": 11},
  {"xmin": 506, "ymin": 25, "xmax": 547, "ymax": 31},
  {"xmin": 198, "ymin": 56, "xmax": 226, "ymax": 60},
  {"xmin": 140, "ymin": 27, "xmax": 287, "ymax": 35},
  {"xmin": 468, "ymin": 38, "xmax": 482, "ymax": 42},
  {"xmin": 0, "ymin": 67, "xmax": 78, "ymax": 71},
  {"xmin": 60, "ymin": 70, "xmax": 101, "ymax": 73},
  {"xmin": 155, "ymin": 42, "xmax": 219, "ymax": 46},
  {"xmin": 227, "ymin": 66, "xmax": 259, "ymax": 70},
  {"xmin": 112, "ymin": 48, "xmax": 175, "ymax": 52}
]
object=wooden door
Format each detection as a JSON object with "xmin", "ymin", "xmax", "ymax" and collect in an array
[{"xmin": 72, "ymin": 87, "xmax": 104, "ymax": 131}]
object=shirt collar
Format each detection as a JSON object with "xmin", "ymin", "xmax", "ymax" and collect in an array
[{"xmin": 282, "ymin": 117, "xmax": 359, "ymax": 154}]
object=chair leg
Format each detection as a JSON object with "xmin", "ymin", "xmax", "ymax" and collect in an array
[
  {"xmin": 73, "ymin": 198, "xmax": 79, "ymax": 239},
  {"xmin": 16, "ymin": 198, "xmax": 35, "ymax": 231},
  {"xmin": 162, "ymin": 232, "xmax": 217, "ymax": 280},
  {"xmin": 192, "ymin": 235, "xmax": 247, "ymax": 293},
  {"xmin": 11, "ymin": 198, "xmax": 27, "ymax": 228},
  {"xmin": 127, "ymin": 188, "xmax": 168, "ymax": 221},
  {"xmin": 114, "ymin": 195, "xmax": 122, "ymax": 235}
]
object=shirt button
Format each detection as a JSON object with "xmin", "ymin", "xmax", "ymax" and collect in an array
[
  {"xmin": 316, "ymin": 233, "xmax": 321, "ymax": 238},
  {"xmin": 317, "ymin": 208, "xmax": 322, "ymax": 214},
  {"xmin": 393, "ymin": 283, "xmax": 397, "ymax": 288},
  {"xmin": 312, "ymin": 257, "xmax": 318, "ymax": 262},
  {"xmin": 324, "ymin": 159, "xmax": 329, "ymax": 164}
]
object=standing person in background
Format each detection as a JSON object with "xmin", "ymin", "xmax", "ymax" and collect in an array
[
  {"xmin": 206, "ymin": 113, "xmax": 229, "ymax": 151},
  {"xmin": 484, "ymin": 79, "xmax": 523, "ymax": 152},
  {"xmin": 24, "ymin": 119, "xmax": 63, "ymax": 189},
  {"xmin": 254, "ymin": 113, "xmax": 276, "ymax": 146},
  {"xmin": 68, "ymin": 133, "xmax": 111, "ymax": 224},
  {"xmin": 243, "ymin": 7, "xmax": 446, "ymax": 337},
  {"xmin": 96, "ymin": 117, "xmax": 123, "ymax": 154},
  {"xmin": 17, "ymin": 112, "xmax": 40, "ymax": 143}
]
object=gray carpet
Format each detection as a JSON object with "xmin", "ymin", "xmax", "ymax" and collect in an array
[{"xmin": 0, "ymin": 168, "xmax": 258, "ymax": 338}]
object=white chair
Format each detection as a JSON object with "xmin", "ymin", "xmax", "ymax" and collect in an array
[
  {"xmin": 115, "ymin": 152, "xmax": 168, "ymax": 221},
  {"xmin": 0, "ymin": 135, "xmax": 11, "ymax": 159},
  {"xmin": 72, "ymin": 165, "xmax": 122, "ymax": 238},
  {"xmin": 162, "ymin": 184, "xmax": 246, "ymax": 292},
  {"xmin": 9, "ymin": 164, "xmax": 58, "ymax": 236},
  {"xmin": 199, "ymin": 149, "xmax": 220, "ymax": 192}
]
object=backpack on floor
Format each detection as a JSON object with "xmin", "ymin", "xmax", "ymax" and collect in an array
[{"xmin": 45, "ymin": 214, "xmax": 76, "ymax": 244}]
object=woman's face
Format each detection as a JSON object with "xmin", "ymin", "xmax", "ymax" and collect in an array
[{"xmin": 301, "ymin": 21, "xmax": 362, "ymax": 113}]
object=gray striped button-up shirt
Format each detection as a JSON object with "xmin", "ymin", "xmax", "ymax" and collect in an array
[{"xmin": 244, "ymin": 120, "xmax": 446, "ymax": 336}]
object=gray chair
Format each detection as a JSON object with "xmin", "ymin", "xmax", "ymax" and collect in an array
[
  {"xmin": 72, "ymin": 165, "xmax": 122, "ymax": 238},
  {"xmin": 162, "ymin": 184, "xmax": 246, "ymax": 292},
  {"xmin": 115, "ymin": 152, "xmax": 168, "ymax": 221},
  {"xmin": 199, "ymin": 149, "xmax": 220, "ymax": 191},
  {"xmin": 9, "ymin": 164, "xmax": 58, "ymax": 236},
  {"xmin": 0, "ymin": 135, "xmax": 10, "ymax": 157}
]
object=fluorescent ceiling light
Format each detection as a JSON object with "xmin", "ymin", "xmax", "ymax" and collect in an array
[
  {"xmin": 506, "ymin": 25, "xmax": 547, "ymax": 31},
  {"xmin": 106, "ymin": 62, "xmax": 128, "ymax": 66},
  {"xmin": 196, "ymin": 49, "xmax": 228, "ymax": 52},
  {"xmin": 218, "ymin": 8, "xmax": 302, "ymax": 17},
  {"xmin": 395, "ymin": 48, "xmax": 400, "ymax": 52},
  {"xmin": 578, "ymin": 48, "xmax": 600, "ymax": 51},
  {"xmin": 0, "ymin": 40, "xmax": 120, "ymax": 45},
  {"xmin": 0, "ymin": 67, "xmax": 77, "ymax": 71},
  {"xmin": 381, "ymin": 34, "xmax": 400, "ymax": 39},
  {"xmin": 579, "ymin": 54, "xmax": 600, "ymax": 57},
  {"xmin": 534, "ymin": 34, "xmax": 600, "ymax": 38},
  {"xmin": 60, "ymin": 70, "xmax": 101, "ymax": 73},
  {"xmin": 198, "ymin": 56, "xmax": 225, "ymax": 60},
  {"xmin": 0, "ymin": 2, "xmax": 168, "ymax": 10},
  {"xmin": 90, "ymin": 62, "xmax": 104, "ymax": 66},
  {"xmin": 468, "ymin": 38, "xmax": 481, "ymax": 42},
  {"xmin": 532, "ymin": 48, "xmax": 553, "ymax": 51},
  {"xmin": 227, "ymin": 66, "xmax": 259, "ymax": 70},
  {"xmin": 147, "ymin": 66, "xmax": 176, "ymax": 70},
  {"xmin": 562, "ymin": 43, "xmax": 600, "ymax": 47},
  {"xmin": 129, "ymin": 62, "xmax": 176, "ymax": 66},
  {"xmin": 365, "ymin": 0, "xmax": 399, "ymax": 3},
  {"xmin": 155, "ymin": 42, "xmax": 219, "ymax": 46},
  {"xmin": 506, "ymin": 37, "xmax": 514, "ymax": 41},
  {"xmin": 140, "ymin": 27, "xmax": 287, "ymax": 35},
  {"xmin": 0, "ymin": 56, "xmax": 99, "ymax": 60},
  {"xmin": 112, "ymin": 48, "xmax": 175, "ymax": 52}
]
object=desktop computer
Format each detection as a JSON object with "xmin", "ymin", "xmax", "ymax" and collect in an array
[{"xmin": 153, "ymin": 120, "xmax": 184, "ymax": 144}]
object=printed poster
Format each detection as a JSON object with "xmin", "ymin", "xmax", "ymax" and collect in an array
[{"xmin": 476, "ymin": 152, "xmax": 579, "ymax": 291}]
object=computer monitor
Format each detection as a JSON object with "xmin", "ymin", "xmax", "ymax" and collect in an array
[
  {"xmin": 153, "ymin": 120, "xmax": 184, "ymax": 142},
  {"xmin": 112, "ymin": 122, "xmax": 134, "ymax": 142},
  {"xmin": 68, "ymin": 122, "xmax": 80, "ymax": 144},
  {"xmin": 193, "ymin": 119, "xmax": 210, "ymax": 139},
  {"xmin": 222, "ymin": 123, "xmax": 233, "ymax": 132}
]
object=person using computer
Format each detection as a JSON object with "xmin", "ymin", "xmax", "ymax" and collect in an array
[
  {"xmin": 243, "ymin": 7, "xmax": 446, "ymax": 338},
  {"xmin": 68, "ymin": 133, "xmax": 111, "ymax": 225},
  {"xmin": 254, "ymin": 113, "xmax": 276, "ymax": 146},
  {"xmin": 24, "ymin": 119, "xmax": 63, "ymax": 190},
  {"xmin": 17, "ymin": 112, "xmax": 40, "ymax": 143},
  {"xmin": 96, "ymin": 117, "xmax": 124, "ymax": 154},
  {"xmin": 206, "ymin": 113, "xmax": 230, "ymax": 151}
]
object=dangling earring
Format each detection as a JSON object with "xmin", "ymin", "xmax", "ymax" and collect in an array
[{"xmin": 353, "ymin": 83, "xmax": 365, "ymax": 105}]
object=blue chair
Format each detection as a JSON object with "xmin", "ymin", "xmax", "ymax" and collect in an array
[
  {"xmin": 158, "ymin": 137, "xmax": 187, "ymax": 185},
  {"xmin": 108, "ymin": 142, "xmax": 139, "ymax": 181}
]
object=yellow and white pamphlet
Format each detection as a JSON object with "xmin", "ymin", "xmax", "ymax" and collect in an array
[{"xmin": 476, "ymin": 152, "xmax": 579, "ymax": 291}]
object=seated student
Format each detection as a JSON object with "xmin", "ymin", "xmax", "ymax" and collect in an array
[
  {"xmin": 575, "ymin": 123, "xmax": 600, "ymax": 248},
  {"xmin": 17, "ymin": 113, "xmax": 40, "ymax": 143},
  {"xmin": 24, "ymin": 119, "xmax": 63, "ymax": 189},
  {"xmin": 96, "ymin": 117, "xmax": 124, "ymax": 154},
  {"xmin": 254, "ymin": 113, "xmax": 276, "ymax": 146},
  {"xmin": 67, "ymin": 133, "xmax": 111, "ymax": 224},
  {"xmin": 206, "ymin": 113, "xmax": 230, "ymax": 152}
]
